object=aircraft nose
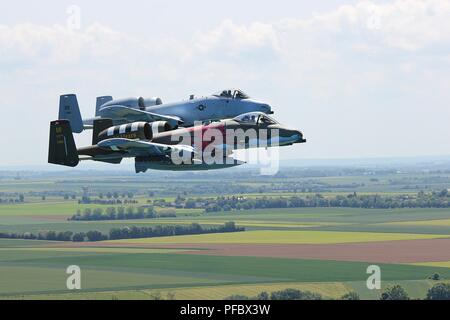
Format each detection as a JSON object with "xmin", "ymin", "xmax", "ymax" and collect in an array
[{"xmin": 292, "ymin": 130, "xmax": 306, "ymax": 143}]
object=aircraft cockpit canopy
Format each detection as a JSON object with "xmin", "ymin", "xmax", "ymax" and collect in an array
[
  {"xmin": 213, "ymin": 89, "xmax": 250, "ymax": 100},
  {"xmin": 232, "ymin": 112, "xmax": 279, "ymax": 125}
]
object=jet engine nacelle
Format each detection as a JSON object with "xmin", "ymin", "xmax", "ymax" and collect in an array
[
  {"xmin": 139, "ymin": 97, "xmax": 163, "ymax": 108},
  {"xmin": 101, "ymin": 97, "xmax": 163, "ymax": 111},
  {"xmin": 98, "ymin": 122, "xmax": 153, "ymax": 141},
  {"xmin": 150, "ymin": 121, "xmax": 176, "ymax": 135}
]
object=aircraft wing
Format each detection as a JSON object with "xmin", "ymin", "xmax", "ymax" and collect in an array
[
  {"xmin": 97, "ymin": 138, "xmax": 194, "ymax": 157},
  {"xmin": 98, "ymin": 105, "xmax": 182, "ymax": 126}
]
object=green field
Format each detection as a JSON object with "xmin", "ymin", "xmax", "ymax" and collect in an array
[
  {"xmin": 107, "ymin": 230, "xmax": 450, "ymax": 245},
  {"xmin": 2, "ymin": 248, "xmax": 450, "ymax": 297},
  {"xmin": 2, "ymin": 171, "xmax": 450, "ymax": 300}
]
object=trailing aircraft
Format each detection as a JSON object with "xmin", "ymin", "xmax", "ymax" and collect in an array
[{"xmin": 59, "ymin": 89, "xmax": 273, "ymax": 133}]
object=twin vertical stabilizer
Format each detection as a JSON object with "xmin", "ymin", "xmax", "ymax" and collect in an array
[
  {"xmin": 48, "ymin": 120, "xmax": 79, "ymax": 167},
  {"xmin": 58, "ymin": 94, "xmax": 83, "ymax": 133}
]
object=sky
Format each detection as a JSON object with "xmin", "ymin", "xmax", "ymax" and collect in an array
[{"xmin": 1, "ymin": 0, "xmax": 450, "ymax": 166}]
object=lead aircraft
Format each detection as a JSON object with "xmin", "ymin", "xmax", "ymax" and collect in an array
[{"xmin": 48, "ymin": 112, "xmax": 306, "ymax": 172}]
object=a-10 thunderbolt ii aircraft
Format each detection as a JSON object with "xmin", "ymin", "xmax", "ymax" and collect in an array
[
  {"xmin": 60, "ymin": 89, "xmax": 273, "ymax": 133},
  {"xmin": 48, "ymin": 112, "xmax": 306, "ymax": 173}
]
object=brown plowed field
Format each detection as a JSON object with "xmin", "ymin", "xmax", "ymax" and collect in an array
[{"xmin": 54, "ymin": 238, "xmax": 450, "ymax": 263}]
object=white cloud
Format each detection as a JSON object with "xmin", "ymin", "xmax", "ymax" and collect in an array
[
  {"xmin": 0, "ymin": 23, "xmax": 128, "ymax": 65},
  {"xmin": 277, "ymin": 0, "xmax": 450, "ymax": 52},
  {"xmin": 1, "ymin": 0, "xmax": 450, "ymax": 165},
  {"xmin": 1, "ymin": 0, "xmax": 449, "ymax": 71},
  {"xmin": 194, "ymin": 19, "xmax": 281, "ymax": 62}
]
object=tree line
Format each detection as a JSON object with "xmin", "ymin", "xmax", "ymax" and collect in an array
[
  {"xmin": 225, "ymin": 288, "xmax": 323, "ymax": 300},
  {"xmin": 68, "ymin": 206, "xmax": 177, "ymax": 221},
  {"xmin": 0, "ymin": 222, "xmax": 243, "ymax": 242},
  {"xmin": 109, "ymin": 221, "xmax": 242, "ymax": 240},
  {"xmin": 68, "ymin": 189, "xmax": 450, "ymax": 220},
  {"xmin": 0, "ymin": 194, "xmax": 25, "ymax": 204},
  {"xmin": 203, "ymin": 190, "xmax": 450, "ymax": 212},
  {"xmin": 79, "ymin": 191, "xmax": 138, "ymax": 204},
  {"xmin": 224, "ymin": 282, "xmax": 450, "ymax": 300}
]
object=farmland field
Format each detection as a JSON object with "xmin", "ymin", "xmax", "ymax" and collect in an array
[
  {"xmin": 105, "ymin": 230, "xmax": 450, "ymax": 245},
  {"xmin": 2, "ymin": 167, "xmax": 450, "ymax": 300}
]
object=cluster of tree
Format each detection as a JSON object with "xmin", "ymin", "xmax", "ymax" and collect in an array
[
  {"xmin": 79, "ymin": 192, "xmax": 138, "ymax": 203},
  {"xmin": 379, "ymin": 285, "xmax": 410, "ymax": 300},
  {"xmin": 349, "ymin": 282, "xmax": 450, "ymax": 300},
  {"xmin": 340, "ymin": 291, "xmax": 360, "ymax": 300},
  {"xmin": 79, "ymin": 198, "xmax": 138, "ymax": 205},
  {"xmin": 109, "ymin": 222, "xmax": 243, "ymax": 240},
  {"xmin": 68, "ymin": 206, "xmax": 177, "ymax": 221},
  {"xmin": 426, "ymin": 283, "xmax": 450, "ymax": 300},
  {"xmin": 223, "ymin": 282, "xmax": 450, "ymax": 300},
  {"xmin": 99, "ymin": 192, "xmax": 135, "ymax": 199},
  {"xmin": 225, "ymin": 288, "xmax": 323, "ymax": 300},
  {"xmin": 0, "ymin": 222, "xmax": 243, "ymax": 242},
  {"xmin": 202, "ymin": 190, "xmax": 450, "ymax": 212},
  {"xmin": 0, "ymin": 230, "xmax": 109, "ymax": 242},
  {"xmin": 0, "ymin": 194, "xmax": 25, "ymax": 204}
]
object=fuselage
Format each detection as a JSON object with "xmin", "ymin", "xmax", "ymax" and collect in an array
[
  {"xmin": 151, "ymin": 119, "xmax": 304, "ymax": 150},
  {"xmin": 85, "ymin": 94, "xmax": 272, "ymax": 127},
  {"xmin": 78, "ymin": 114, "xmax": 305, "ymax": 165},
  {"xmin": 147, "ymin": 96, "xmax": 272, "ymax": 127}
]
